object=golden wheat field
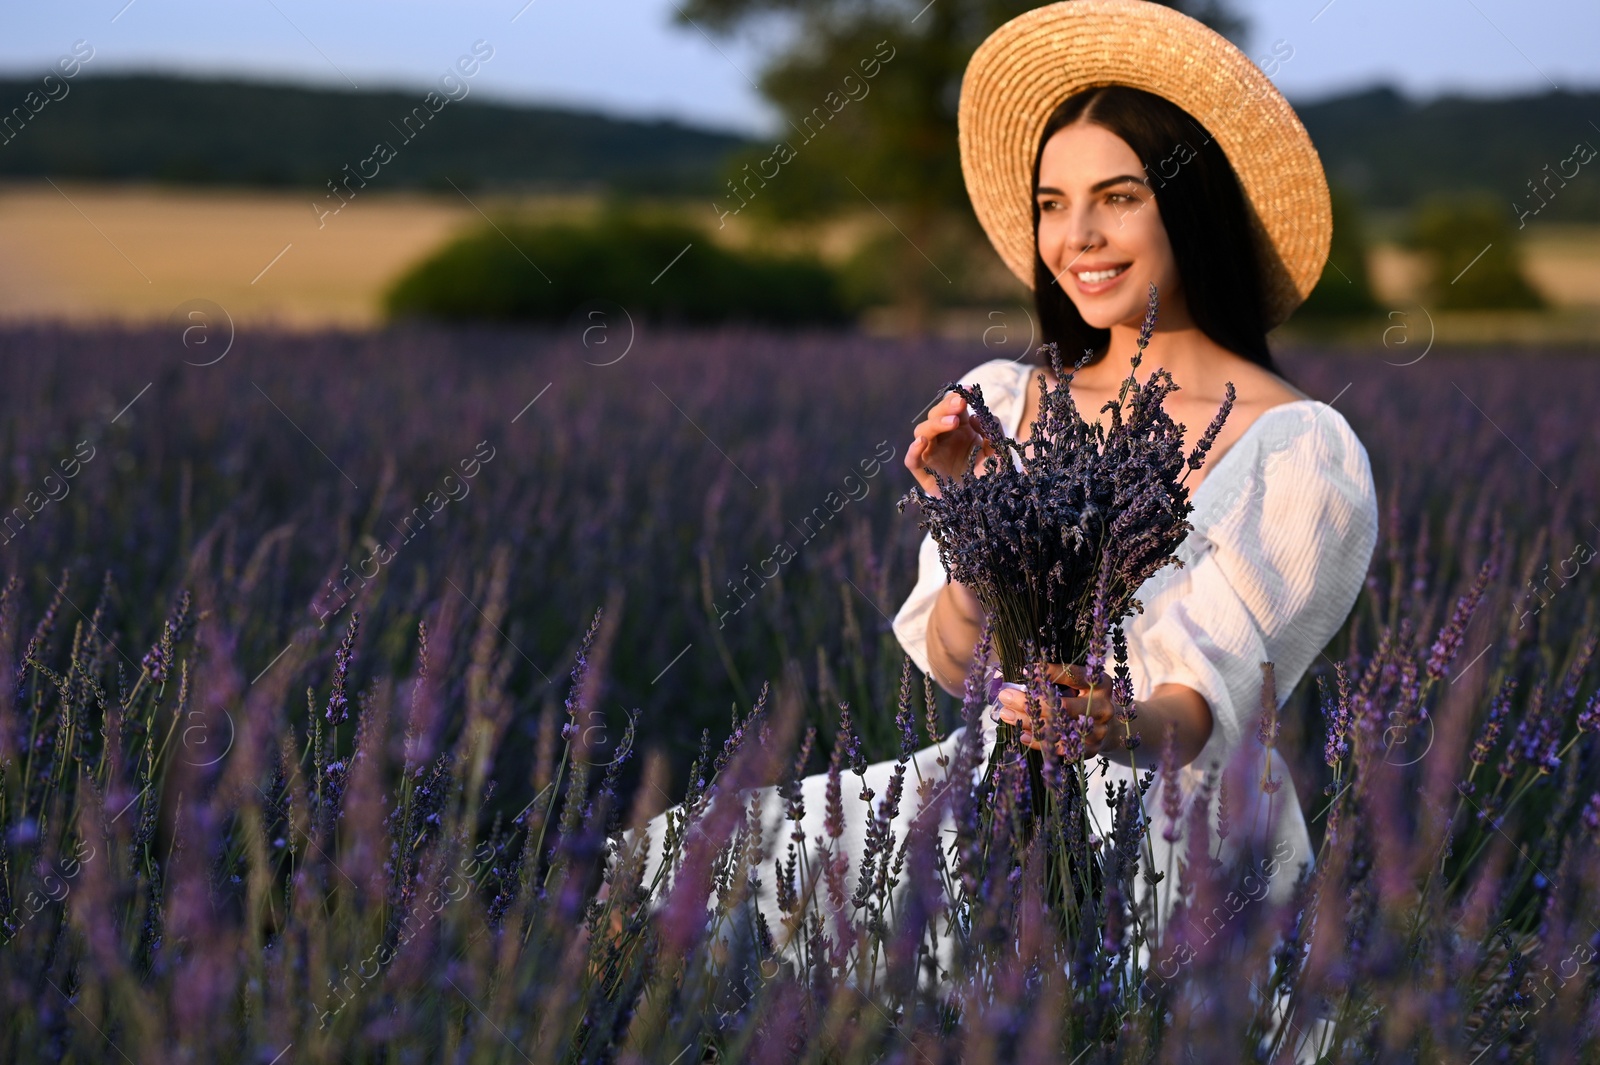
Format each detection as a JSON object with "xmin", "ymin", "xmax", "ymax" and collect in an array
[
  {"xmin": 0, "ymin": 182, "xmax": 592, "ymax": 328},
  {"xmin": 0, "ymin": 180, "xmax": 1596, "ymax": 336}
]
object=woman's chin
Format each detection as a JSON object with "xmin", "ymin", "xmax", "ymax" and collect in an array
[{"xmin": 1071, "ymin": 303, "xmax": 1132, "ymax": 331}]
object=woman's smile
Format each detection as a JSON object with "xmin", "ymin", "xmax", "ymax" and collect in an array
[
  {"xmin": 1071, "ymin": 260, "xmax": 1132, "ymax": 293},
  {"xmin": 1034, "ymin": 120, "xmax": 1185, "ymax": 331}
]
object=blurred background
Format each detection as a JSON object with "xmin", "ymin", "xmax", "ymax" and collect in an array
[{"xmin": 2, "ymin": 0, "xmax": 1597, "ymax": 343}]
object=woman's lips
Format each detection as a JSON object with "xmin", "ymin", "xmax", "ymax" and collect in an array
[{"xmin": 1072, "ymin": 262, "xmax": 1131, "ymax": 294}]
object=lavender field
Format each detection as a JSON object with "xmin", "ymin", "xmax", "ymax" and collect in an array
[{"xmin": 1, "ymin": 321, "xmax": 1597, "ymax": 1063}]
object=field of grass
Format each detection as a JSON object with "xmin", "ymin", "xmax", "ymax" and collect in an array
[{"xmin": 0, "ymin": 320, "xmax": 1597, "ymax": 1061}]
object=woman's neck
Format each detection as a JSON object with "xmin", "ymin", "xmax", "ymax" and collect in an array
[{"xmin": 1070, "ymin": 317, "xmax": 1223, "ymax": 396}]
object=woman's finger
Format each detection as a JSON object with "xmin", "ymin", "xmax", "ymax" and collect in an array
[
  {"xmin": 997, "ymin": 685, "xmax": 1079, "ymax": 722},
  {"xmin": 1040, "ymin": 663, "xmax": 1107, "ymax": 695},
  {"xmin": 912, "ymin": 400, "xmax": 959, "ymax": 440},
  {"xmin": 1039, "ymin": 662, "xmax": 1075, "ymax": 687},
  {"xmin": 1053, "ymin": 693, "xmax": 1114, "ymax": 723},
  {"xmin": 908, "ymin": 400, "xmax": 983, "ymax": 494},
  {"xmin": 927, "ymin": 391, "xmax": 966, "ymax": 426},
  {"xmin": 1020, "ymin": 722, "xmax": 1109, "ymax": 757},
  {"xmin": 1051, "ymin": 663, "xmax": 1113, "ymax": 692},
  {"xmin": 997, "ymin": 681, "xmax": 1108, "ymax": 721},
  {"xmin": 991, "ymin": 700, "xmax": 1037, "ymax": 732},
  {"xmin": 996, "ymin": 687, "xmax": 1052, "ymax": 716},
  {"xmin": 1000, "ymin": 682, "xmax": 1108, "ymax": 703},
  {"xmin": 991, "ymin": 664, "xmax": 1116, "ymax": 755}
]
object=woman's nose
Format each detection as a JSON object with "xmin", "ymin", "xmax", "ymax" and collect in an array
[{"xmin": 1062, "ymin": 207, "xmax": 1103, "ymax": 262}]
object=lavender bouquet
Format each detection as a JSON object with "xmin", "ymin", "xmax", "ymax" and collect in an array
[{"xmin": 896, "ymin": 283, "xmax": 1235, "ymax": 924}]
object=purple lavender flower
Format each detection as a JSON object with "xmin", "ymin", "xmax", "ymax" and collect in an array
[
  {"xmin": 781, "ymin": 725, "xmax": 816, "ymax": 829},
  {"xmin": 1160, "ymin": 723, "xmax": 1183, "ymax": 843},
  {"xmin": 1110, "ymin": 625, "xmax": 1137, "ymax": 736},
  {"xmin": 1552, "ymin": 629, "xmax": 1598, "ymax": 719},
  {"xmin": 1578, "ymin": 688, "xmax": 1599, "ymax": 735},
  {"xmin": 895, "ymin": 658, "xmax": 919, "ymax": 761},
  {"xmin": 1085, "ymin": 552, "xmax": 1113, "ymax": 684},
  {"xmin": 835, "ymin": 700, "xmax": 863, "ymax": 776},
  {"xmin": 923, "ymin": 672, "xmax": 944, "ymax": 750},
  {"xmin": 1424, "ymin": 549, "xmax": 1496, "ymax": 682},
  {"xmin": 896, "ymin": 281, "xmax": 1225, "ymax": 691},
  {"xmin": 1499, "ymin": 676, "xmax": 1545, "ymax": 780},
  {"xmin": 1471, "ymin": 675, "xmax": 1517, "ymax": 768},
  {"xmin": 823, "ymin": 744, "xmax": 844, "ymax": 841},
  {"xmin": 1322, "ymin": 663, "xmax": 1354, "ymax": 768},
  {"xmin": 1186, "ymin": 381, "xmax": 1237, "ymax": 474},
  {"xmin": 325, "ymin": 611, "xmax": 360, "ymax": 725},
  {"xmin": 1215, "ymin": 772, "xmax": 1231, "ymax": 842},
  {"xmin": 560, "ymin": 607, "xmax": 603, "ymax": 745},
  {"xmin": 897, "ymin": 284, "xmax": 1232, "ymax": 914}
]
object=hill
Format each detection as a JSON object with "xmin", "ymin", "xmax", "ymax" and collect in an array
[
  {"xmin": 1295, "ymin": 84, "xmax": 1600, "ymax": 223},
  {"xmin": 2, "ymin": 73, "xmax": 1596, "ymax": 221},
  {"xmin": 0, "ymin": 72, "xmax": 750, "ymax": 194}
]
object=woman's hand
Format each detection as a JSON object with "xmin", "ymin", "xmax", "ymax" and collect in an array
[
  {"xmin": 991, "ymin": 662, "xmax": 1119, "ymax": 759},
  {"xmin": 906, "ymin": 388, "xmax": 999, "ymax": 498}
]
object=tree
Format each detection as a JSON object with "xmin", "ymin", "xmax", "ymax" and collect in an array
[
  {"xmin": 1404, "ymin": 193, "xmax": 1547, "ymax": 310},
  {"xmin": 679, "ymin": 0, "xmax": 1251, "ymax": 330},
  {"xmin": 1294, "ymin": 183, "xmax": 1381, "ymax": 318}
]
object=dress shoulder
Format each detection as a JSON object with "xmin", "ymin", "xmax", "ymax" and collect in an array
[
  {"xmin": 1128, "ymin": 398, "xmax": 1379, "ymax": 770},
  {"xmin": 1198, "ymin": 400, "xmax": 1376, "ymax": 538}
]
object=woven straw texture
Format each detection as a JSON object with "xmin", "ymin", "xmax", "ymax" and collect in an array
[{"xmin": 958, "ymin": 0, "xmax": 1331, "ymax": 330}]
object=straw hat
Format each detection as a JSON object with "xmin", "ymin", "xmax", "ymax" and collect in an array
[{"xmin": 958, "ymin": 0, "xmax": 1332, "ymax": 330}]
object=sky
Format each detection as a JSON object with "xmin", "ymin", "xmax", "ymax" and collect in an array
[{"xmin": 1, "ymin": 0, "xmax": 1596, "ymax": 138}]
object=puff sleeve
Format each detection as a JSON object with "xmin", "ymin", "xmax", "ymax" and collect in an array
[
  {"xmin": 891, "ymin": 358, "xmax": 1029, "ymax": 679},
  {"xmin": 1123, "ymin": 402, "xmax": 1379, "ymax": 775}
]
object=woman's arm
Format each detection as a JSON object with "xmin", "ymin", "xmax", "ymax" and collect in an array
[
  {"xmin": 926, "ymin": 580, "xmax": 987, "ymax": 697},
  {"xmin": 1109, "ymin": 683, "xmax": 1214, "ymax": 768}
]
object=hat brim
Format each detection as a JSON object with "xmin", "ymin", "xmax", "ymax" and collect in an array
[{"xmin": 958, "ymin": 0, "xmax": 1331, "ymax": 331}]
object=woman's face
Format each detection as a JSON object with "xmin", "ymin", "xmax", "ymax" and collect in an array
[{"xmin": 1035, "ymin": 119, "xmax": 1185, "ymax": 331}]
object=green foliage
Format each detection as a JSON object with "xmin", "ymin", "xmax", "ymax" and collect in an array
[
  {"xmin": 384, "ymin": 208, "xmax": 851, "ymax": 325},
  {"xmin": 1296, "ymin": 184, "xmax": 1382, "ymax": 318},
  {"xmin": 1404, "ymin": 193, "xmax": 1548, "ymax": 310},
  {"xmin": 836, "ymin": 219, "xmax": 1011, "ymax": 311},
  {"xmin": 687, "ymin": 1, "xmax": 1250, "ymax": 222}
]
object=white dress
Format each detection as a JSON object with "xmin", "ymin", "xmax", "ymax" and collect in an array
[{"xmin": 611, "ymin": 356, "xmax": 1378, "ymax": 1028}]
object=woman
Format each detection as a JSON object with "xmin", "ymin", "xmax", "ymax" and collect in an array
[{"xmin": 611, "ymin": 1, "xmax": 1376, "ymax": 1053}]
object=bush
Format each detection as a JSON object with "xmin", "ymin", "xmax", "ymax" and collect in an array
[
  {"xmin": 384, "ymin": 208, "xmax": 852, "ymax": 326},
  {"xmin": 1405, "ymin": 193, "xmax": 1548, "ymax": 310}
]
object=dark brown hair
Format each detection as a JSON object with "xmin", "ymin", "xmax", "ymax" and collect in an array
[{"xmin": 1030, "ymin": 84, "xmax": 1281, "ymax": 375}]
